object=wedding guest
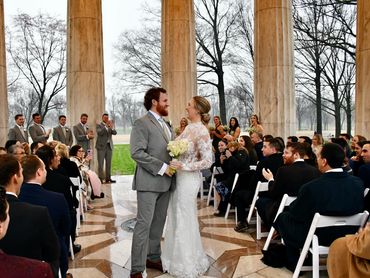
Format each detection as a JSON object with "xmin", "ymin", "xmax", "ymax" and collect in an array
[
  {"xmin": 53, "ymin": 115, "xmax": 73, "ymax": 147},
  {"xmin": 210, "ymin": 116, "xmax": 226, "ymax": 153},
  {"xmin": 239, "ymin": 135, "xmax": 258, "ymax": 165},
  {"xmin": 350, "ymin": 140, "xmax": 365, "ymax": 176},
  {"xmin": 250, "ymin": 131, "xmax": 264, "ymax": 161},
  {"xmin": 331, "ymin": 137, "xmax": 353, "ymax": 173},
  {"xmin": 311, "ymin": 133, "xmax": 323, "ymax": 155},
  {"xmin": 298, "ymin": 136, "xmax": 312, "ymax": 145},
  {"xmin": 0, "ymin": 186, "xmax": 54, "ymax": 278},
  {"xmin": 7, "ymin": 144, "xmax": 26, "ymax": 162},
  {"xmin": 327, "ymin": 223, "xmax": 370, "ymax": 277},
  {"xmin": 175, "ymin": 117, "xmax": 188, "ymax": 137},
  {"xmin": 263, "ymin": 134, "xmax": 274, "ymax": 142},
  {"xmin": 302, "ymin": 142, "xmax": 317, "ymax": 167},
  {"xmin": 0, "ymin": 154, "xmax": 60, "ymax": 276},
  {"xmin": 249, "ymin": 114, "xmax": 264, "ymax": 135},
  {"xmin": 224, "ymin": 117, "xmax": 241, "ymax": 142},
  {"xmin": 55, "ymin": 143, "xmax": 80, "ymax": 180},
  {"xmin": 287, "ymin": 136, "xmax": 298, "ymax": 143},
  {"xmin": 69, "ymin": 145, "xmax": 104, "ymax": 199},
  {"xmin": 351, "ymin": 135, "xmax": 367, "ymax": 155},
  {"xmin": 8, "ymin": 114, "xmax": 29, "ymax": 143},
  {"xmin": 30, "ymin": 141, "xmax": 44, "ymax": 154}
]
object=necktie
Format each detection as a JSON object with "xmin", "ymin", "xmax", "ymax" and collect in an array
[{"xmin": 159, "ymin": 118, "xmax": 170, "ymax": 141}]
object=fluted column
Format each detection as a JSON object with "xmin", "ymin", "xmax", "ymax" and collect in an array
[
  {"xmin": 254, "ymin": 0, "xmax": 295, "ymax": 138},
  {"xmin": 0, "ymin": 0, "xmax": 8, "ymax": 146},
  {"xmin": 67, "ymin": 0, "xmax": 105, "ymax": 135},
  {"xmin": 355, "ymin": 0, "xmax": 370, "ymax": 137},
  {"xmin": 161, "ymin": 0, "xmax": 197, "ymax": 126}
]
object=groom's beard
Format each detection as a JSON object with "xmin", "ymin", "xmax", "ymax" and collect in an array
[{"xmin": 157, "ymin": 104, "xmax": 169, "ymax": 117}]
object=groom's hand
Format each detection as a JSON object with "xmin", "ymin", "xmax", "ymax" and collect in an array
[{"xmin": 165, "ymin": 166, "xmax": 174, "ymax": 177}]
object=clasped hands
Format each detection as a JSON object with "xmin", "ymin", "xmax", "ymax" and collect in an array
[
  {"xmin": 165, "ymin": 160, "xmax": 183, "ymax": 177},
  {"xmin": 262, "ymin": 168, "xmax": 274, "ymax": 181}
]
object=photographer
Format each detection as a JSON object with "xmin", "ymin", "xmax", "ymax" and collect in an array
[{"xmin": 214, "ymin": 141, "xmax": 250, "ymax": 216}]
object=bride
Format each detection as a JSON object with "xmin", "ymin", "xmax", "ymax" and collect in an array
[{"xmin": 161, "ymin": 96, "xmax": 213, "ymax": 278}]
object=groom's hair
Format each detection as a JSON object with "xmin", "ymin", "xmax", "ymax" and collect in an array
[{"xmin": 144, "ymin": 87, "xmax": 167, "ymax": 111}]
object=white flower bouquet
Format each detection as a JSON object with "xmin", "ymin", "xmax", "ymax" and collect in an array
[{"xmin": 167, "ymin": 139, "xmax": 189, "ymax": 174}]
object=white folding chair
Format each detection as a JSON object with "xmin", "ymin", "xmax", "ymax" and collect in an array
[
  {"xmin": 249, "ymin": 165, "xmax": 257, "ymax": 171},
  {"xmin": 247, "ymin": 181, "xmax": 269, "ymax": 225},
  {"xmin": 70, "ymin": 177, "xmax": 86, "ymax": 229},
  {"xmin": 263, "ymin": 194, "xmax": 297, "ymax": 250},
  {"xmin": 364, "ymin": 187, "xmax": 369, "ymax": 197},
  {"xmin": 224, "ymin": 173, "xmax": 239, "ymax": 220},
  {"xmin": 293, "ymin": 211, "xmax": 369, "ymax": 278},
  {"xmin": 69, "ymin": 236, "xmax": 74, "ymax": 260},
  {"xmin": 206, "ymin": 166, "xmax": 224, "ymax": 209}
]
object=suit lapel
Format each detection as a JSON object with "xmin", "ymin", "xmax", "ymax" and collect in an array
[
  {"xmin": 16, "ymin": 126, "xmax": 27, "ymax": 141},
  {"xmin": 147, "ymin": 113, "xmax": 170, "ymax": 143}
]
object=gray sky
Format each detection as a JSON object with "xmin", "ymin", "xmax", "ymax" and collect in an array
[{"xmin": 4, "ymin": 0, "xmax": 148, "ymax": 96}]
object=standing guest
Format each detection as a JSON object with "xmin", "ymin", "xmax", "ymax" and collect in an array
[
  {"xmin": 224, "ymin": 117, "xmax": 241, "ymax": 142},
  {"xmin": 8, "ymin": 114, "xmax": 29, "ymax": 143},
  {"xmin": 249, "ymin": 114, "xmax": 264, "ymax": 135},
  {"xmin": 0, "ymin": 154, "xmax": 60, "ymax": 276},
  {"xmin": 28, "ymin": 113, "xmax": 51, "ymax": 143},
  {"xmin": 250, "ymin": 131, "xmax": 264, "ymax": 161},
  {"xmin": 19, "ymin": 155, "xmax": 71, "ymax": 278},
  {"xmin": 73, "ymin": 113, "xmax": 94, "ymax": 153},
  {"xmin": 95, "ymin": 113, "xmax": 117, "ymax": 183},
  {"xmin": 273, "ymin": 143, "xmax": 364, "ymax": 272},
  {"xmin": 53, "ymin": 115, "xmax": 73, "ymax": 147},
  {"xmin": 0, "ymin": 186, "xmax": 54, "ymax": 278},
  {"xmin": 210, "ymin": 116, "xmax": 226, "ymax": 153},
  {"xmin": 175, "ymin": 117, "xmax": 188, "ymax": 137}
]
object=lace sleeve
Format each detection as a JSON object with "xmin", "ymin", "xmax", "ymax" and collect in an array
[{"xmin": 179, "ymin": 123, "xmax": 213, "ymax": 171}]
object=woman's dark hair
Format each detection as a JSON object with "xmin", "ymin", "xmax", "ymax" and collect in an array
[
  {"xmin": 229, "ymin": 117, "xmax": 240, "ymax": 131},
  {"xmin": 0, "ymin": 154, "xmax": 21, "ymax": 186},
  {"xmin": 0, "ymin": 186, "xmax": 8, "ymax": 222},
  {"xmin": 69, "ymin": 145, "xmax": 82, "ymax": 157},
  {"xmin": 299, "ymin": 136, "xmax": 312, "ymax": 145},
  {"xmin": 143, "ymin": 87, "xmax": 166, "ymax": 111},
  {"xmin": 251, "ymin": 114, "xmax": 261, "ymax": 124},
  {"xmin": 5, "ymin": 140, "xmax": 18, "ymax": 151},
  {"xmin": 36, "ymin": 145, "xmax": 55, "ymax": 168}
]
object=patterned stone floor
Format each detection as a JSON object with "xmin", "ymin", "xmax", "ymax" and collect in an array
[{"xmin": 68, "ymin": 175, "xmax": 327, "ymax": 278}]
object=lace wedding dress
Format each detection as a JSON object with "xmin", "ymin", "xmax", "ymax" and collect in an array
[{"xmin": 161, "ymin": 122, "xmax": 213, "ymax": 278}]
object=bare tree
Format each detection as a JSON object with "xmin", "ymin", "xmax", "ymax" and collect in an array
[{"xmin": 6, "ymin": 13, "xmax": 66, "ymax": 124}]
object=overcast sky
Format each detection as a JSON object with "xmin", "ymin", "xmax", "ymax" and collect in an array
[{"xmin": 4, "ymin": 0, "xmax": 149, "ymax": 96}]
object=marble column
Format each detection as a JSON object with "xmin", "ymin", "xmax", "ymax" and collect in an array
[
  {"xmin": 0, "ymin": 0, "xmax": 8, "ymax": 146},
  {"xmin": 67, "ymin": 0, "xmax": 105, "ymax": 139},
  {"xmin": 355, "ymin": 0, "xmax": 370, "ymax": 137},
  {"xmin": 254, "ymin": 0, "xmax": 295, "ymax": 138},
  {"xmin": 161, "ymin": 0, "xmax": 197, "ymax": 126}
]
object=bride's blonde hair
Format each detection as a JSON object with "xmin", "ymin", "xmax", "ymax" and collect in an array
[{"xmin": 193, "ymin": 96, "xmax": 211, "ymax": 125}]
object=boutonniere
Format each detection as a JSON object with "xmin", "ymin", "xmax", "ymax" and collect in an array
[{"xmin": 65, "ymin": 128, "xmax": 69, "ymax": 132}]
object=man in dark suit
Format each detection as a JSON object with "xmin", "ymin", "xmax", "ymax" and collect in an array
[
  {"xmin": 251, "ymin": 131, "xmax": 264, "ymax": 161},
  {"xmin": 0, "ymin": 154, "xmax": 60, "ymax": 277},
  {"xmin": 73, "ymin": 113, "xmax": 94, "ymax": 152},
  {"xmin": 359, "ymin": 141, "xmax": 370, "ymax": 210},
  {"xmin": 234, "ymin": 137, "xmax": 284, "ymax": 232},
  {"xmin": 28, "ymin": 113, "xmax": 51, "ymax": 143},
  {"xmin": 8, "ymin": 114, "xmax": 29, "ymax": 143},
  {"xmin": 95, "ymin": 113, "xmax": 117, "ymax": 183},
  {"xmin": 53, "ymin": 115, "xmax": 73, "ymax": 147},
  {"xmin": 19, "ymin": 155, "xmax": 71, "ymax": 278},
  {"xmin": 255, "ymin": 142, "xmax": 321, "ymax": 228},
  {"xmin": 273, "ymin": 143, "xmax": 364, "ymax": 271}
]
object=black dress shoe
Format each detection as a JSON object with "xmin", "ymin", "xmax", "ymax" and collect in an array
[
  {"xmin": 73, "ymin": 244, "xmax": 81, "ymax": 253},
  {"xmin": 146, "ymin": 259, "xmax": 163, "ymax": 272},
  {"xmin": 100, "ymin": 192, "xmax": 105, "ymax": 198},
  {"xmin": 106, "ymin": 179, "xmax": 116, "ymax": 183}
]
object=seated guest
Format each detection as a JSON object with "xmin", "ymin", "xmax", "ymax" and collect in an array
[
  {"xmin": 250, "ymin": 131, "xmax": 264, "ymax": 161},
  {"xmin": 214, "ymin": 141, "xmax": 249, "ymax": 216},
  {"xmin": 0, "ymin": 186, "xmax": 54, "ymax": 278},
  {"xmin": 19, "ymin": 155, "xmax": 71, "ymax": 278},
  {"xmin": 263, "ymin": 134, "xmax": 273, "ymax": 142},
  {"xmin": 36, "ymin": 145, "xmax": 81, "ymax": 255},
  {"xmin": 255, "ymin": 142, "xmax": 320, "ymax": 229},
  {"xmin": 327, "ymin": 223, "xmax": 370, "ymax": 277},
  {"xmin": 311, "ymin": 133, "xmax": 323, "ymax": 155},
  {"xmin": 331, "ymin": 137, "xmax": 353, "ymax": 173},
  {"xmin": 340, "ymin": 133, "xmax": 352, "ymax": 158},
  {"xmin": 7, "ymin": 144, "xmax": 26, "ymax": 162},
  {"xmin": 0, "ymin": 154, "xmax": 60, "ymax": 276},
  {"xmin": 350, "ymin": 140, "xmax": 366, "ymax": 176},
  {"xmin": 239, "ymin": 135, "xmax": 258, "ymax": 165},
  {"xmin": 30, "ymin": 141, "xmax": 44, "ymax": 154},
  {"xmin": 234, "ymin": 138, "xmax": 284, "ymax": 232},
  {"xmin": 273, "ymin": 143, "xmax": 364, "ymax": 272},
  {"xmin": 351, "ymin": 135, "xmax": 367, "ymax": 155},
  {"xmin": 69, "ymin": 145, "xmax": 104, "ymax": 199},
  {"xmin": 302, "ymin": 142, "xmax": 317, "ymax": 167},
  {"xmin": 287, "ymin": 136, "xmax": 298, "ymax": 143},
  {"xmin": 298, "ymin": 136, "xmax": 312, "ymax": 145},
  {"xmin": 359, "ymin": 141, "xmax": 370, "ymax": 210}
]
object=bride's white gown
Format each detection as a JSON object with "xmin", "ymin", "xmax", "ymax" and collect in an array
[{"xmin": 161, "ymin": 122, "xmax": 213, "ymax": 278}]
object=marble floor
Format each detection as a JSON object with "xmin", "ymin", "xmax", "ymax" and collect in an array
[{"xmin": 68, "ymin": 176, "xmax": 327, "ymax": 278}]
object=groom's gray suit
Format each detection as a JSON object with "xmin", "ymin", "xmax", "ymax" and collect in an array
[{"xmin": 130, "ymin": 111, "xmax": 175, "ymax": 274}]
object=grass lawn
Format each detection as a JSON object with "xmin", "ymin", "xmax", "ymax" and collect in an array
[{"xmin": 112, "ymin": 144, "xmax": 136, "ymax": 175}]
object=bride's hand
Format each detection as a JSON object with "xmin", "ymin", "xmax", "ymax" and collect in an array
[{"xmin": 170, "ymin": 160, "xmax": 182, "ymax": 170}]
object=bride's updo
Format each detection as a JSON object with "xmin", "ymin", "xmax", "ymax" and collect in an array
[{"xmin": 193, "ymin": 96, "xmax": 211, "ymax": 125}]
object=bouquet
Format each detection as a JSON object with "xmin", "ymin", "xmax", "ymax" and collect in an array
[{"xmin": 167, "ymin": 139, "xmax": 189, "ymax": 174}]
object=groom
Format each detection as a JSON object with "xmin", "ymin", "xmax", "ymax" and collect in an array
[{"xmin": 130, "ymin": 87, "xmax": 175, "ymax": 278}]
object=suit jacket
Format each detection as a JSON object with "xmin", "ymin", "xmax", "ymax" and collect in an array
[
  {"xmin": 19, "ymin": 183, "xmax": 71, "ymax": 239},
  {"xmin": 8, "ymin": 125, "xmax": 29, "ymax": 143},
  {"xmin": 28, "ymin": 123, "xmax": 48, "ymax": 143},
  {"xmin": 0, "ymin": 194, "xmax": 60, "ymax": 264},
  {"xmin": 130, "ymin": 112, "xmax": 175, "ymax": 192},
  {"xmin": 267, "ymin": 161, "xmax": 321, "ymax": 200},
  {"xmin": 73, "ymin": 123, "xmax": 91, "ymax": 151},
  {"xmin": 274, "ymin": 171, "xmax": 364, "ymax": 249},
  {"xmin": 0, "ymin": 250, "xmax": 54, "ymax": 278},
  {"xmin": 52, "ymin": 125, "xmax": 73, "ymax": 146},
  {"xmin": 95, "ymin": 122, "xmax": 117, "ymax": 150}
]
